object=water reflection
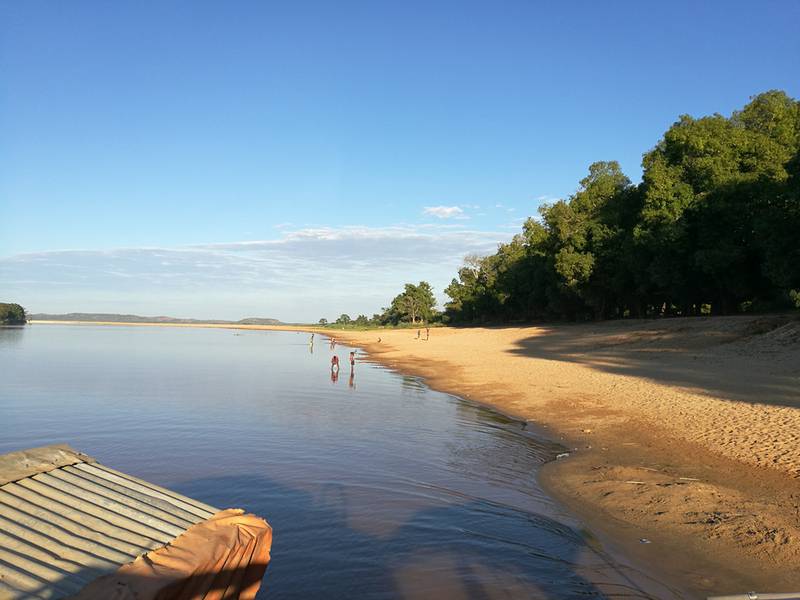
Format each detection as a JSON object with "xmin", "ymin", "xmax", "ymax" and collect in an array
[
  {"xmin": 179, "ymin": 473, "xmax": 666, "ymax": 600},
  {"xmin": 401, "ymin": 375, "xmax": 427, "ymax": 392},
  {"xmin": 0, "ymin": 325, "xmax": 25, "ymax": 347},
  {"xmin": 0, "ymin": 326, "xmax": 676, "ymax": 599}
]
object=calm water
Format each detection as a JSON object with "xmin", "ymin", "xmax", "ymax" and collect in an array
[{"xmin": 0, "ymin": 325, "xmax": 675, "ymax": 599}]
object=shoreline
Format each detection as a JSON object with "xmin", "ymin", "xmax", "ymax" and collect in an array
[
  {"xmin": 316, "ymin": 318, "xmax": 800, "ymax": 598},
  {"xmin": 29, "ymin": 317, "xmax": 800, "ymax": 597}
]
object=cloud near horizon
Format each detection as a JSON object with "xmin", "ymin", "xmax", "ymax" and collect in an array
[
  {"xmin": 422, "ymin": 205, "xmax": 465, "ymax": 219},
  {"xmin": 0, "ymin": 225, "xmax": 509, "ymax": 322}
]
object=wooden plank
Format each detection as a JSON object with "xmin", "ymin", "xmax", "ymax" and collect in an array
[
  {"xmin": 0, "ymin": 484, "xmax": 155, "ymax": 553},
  {"xmin": 62, "ymin": 465, "xmax": 203, "ymax": 525},
  {"xmin": 0, "ymin": 536, "xmax": 78, "ymax": 585},
  {"xmin": 0, "ymin": 493, "xmax": 136, "ymax": 563},
  {"xmin": 50, "ymin": 468, "xmax": 197, "ymax": 530},
  {"xmin": 13, "ymin": 479, "xmax": 172, "ymax": 545},
  {"xmin": 31, "ymin": 473, "xmax": 186, "ymax": 539},
  {"xmin": 0, "ymin": 559, "xmax": 57, "ymax": 598},
  {"xmin": 0, "ymin": 445, "xmax": 94, "ymax": 486},
  {"xmin": 75, "ymin": 463, "xmax": 216, "ymax": 518},
  {"xmin": 0, "ymin": 515, "xmax": 119, "ymax": 572}
]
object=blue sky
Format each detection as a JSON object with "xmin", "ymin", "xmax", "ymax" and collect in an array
[{"xmin": 2, "ymin": 1, "xmax": 798, "ymax": 321}]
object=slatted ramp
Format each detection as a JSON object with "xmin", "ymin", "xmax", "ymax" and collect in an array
[{"xmin": 0, "ymin": 444, "xmax": 271, "ymax": 599}]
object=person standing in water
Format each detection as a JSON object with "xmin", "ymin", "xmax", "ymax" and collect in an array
[
  {"xmin": 331, "ymin": 355, "xmax": 340, "ymax": 371},
  {"xmin": 349, "ymin": 351, "xmax": 356, "ymax": 368}
]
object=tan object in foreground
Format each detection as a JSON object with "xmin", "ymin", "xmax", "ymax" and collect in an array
[{"xmin": 70, "ymin": 508, "xmax": 272, "ymax": 600}]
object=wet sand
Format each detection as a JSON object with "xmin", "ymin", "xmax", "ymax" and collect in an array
[{"xmin": 30, "ymin": 316, "xmax": 800, "ymax": 597}]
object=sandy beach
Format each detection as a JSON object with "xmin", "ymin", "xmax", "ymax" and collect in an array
[
  {"xmin": 31, "ymin": 316, "xmax": 800, "ymax": 597},
  {"xmin": 328, "ymin": 316, "xmax": 800, "ymax": 598}
]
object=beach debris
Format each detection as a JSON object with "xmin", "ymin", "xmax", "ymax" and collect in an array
[
  {"xmin": 679, "ymin": 477, "xmax": 701, "ymax": 481},
  {"xmin": 581, "ymin": 428, "xmax": 593, "ymax": 434},
  {"xmin": 556, "ymin": 452, "xmax": 570, "ymax": 460},
  {"xmin": 639, "ymin": 538, "xmax": 652, "ymax": 544},
  {"xmin": 625, "ymin": 480, "xmax": 647, "ymax": 485}
]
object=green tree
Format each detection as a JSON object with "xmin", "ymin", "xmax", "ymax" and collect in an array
[
  {"xmin": 318, "ymin": 318, "xmax": 328, "ymax": 325},
  {"xmin": 385, "ymin": 282, "xmax": 437, "ymax": 324},
  {"xmin": 0, "ymin": 303, "xmax": 27, "ymax": 325},
  {"xmin": 335, "ymin": 314, "xmax": 352, "ymax": 325},
  {"xmin": 444, "ymin": 90, "xmax": 800, "ymax": 322}
]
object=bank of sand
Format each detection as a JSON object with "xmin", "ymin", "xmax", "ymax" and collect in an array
[
  {"xmin": 31, "ymin": 316, "xmax": 800, "ymax": 597},
  {"xmin": 329, "ymin": 316, "xmax": 800, "ymax": 598}
]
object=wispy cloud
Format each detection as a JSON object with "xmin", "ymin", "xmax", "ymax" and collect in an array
[
  {"xmin": 0, "ymin": 225, "xmax": 510, "ymax": 321},
  {"xmin": 422, "ymin": 206, "xmax": 464, "ymax": 219}
]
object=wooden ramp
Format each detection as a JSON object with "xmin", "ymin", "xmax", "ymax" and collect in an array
[{"xmin": 0, "ymin": 445, "xmax": 271, "ymax": 599}]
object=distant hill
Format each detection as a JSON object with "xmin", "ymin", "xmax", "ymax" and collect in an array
[{"xmin": 29, "ymin": 313, "xmax": 284, "ymax": 326}]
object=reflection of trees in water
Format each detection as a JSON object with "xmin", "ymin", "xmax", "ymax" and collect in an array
[
  {"xmin": 173, "ymin": 474, "xmax": 677, "ymax": 600},
  {"xmin": 400, "ymin": 375, "xmax": 427, "ymax": 393},
  {"xmin": 0, "ymin": 326, "xmax": 26, "ymax": 347}
]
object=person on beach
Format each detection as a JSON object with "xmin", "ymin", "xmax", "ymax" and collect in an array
[
  {"xmin": 331, "ymin": 355, "xmax": 339, "ymax": 371},
  {"xmin": 349, "ymin": 351, "xmax": 356, "ymax": 367},
  {"xmin": 416, "ymin": 329, "xmax": 421, "ymax": 339},
  {"xmin": 425, "ymin": 327, "xmax": 430, "ymax": 340}
]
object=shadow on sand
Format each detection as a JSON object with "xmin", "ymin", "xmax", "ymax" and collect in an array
[{"xmin": 503, "ymin": 317, "xmax": 800, "ymax": 409}]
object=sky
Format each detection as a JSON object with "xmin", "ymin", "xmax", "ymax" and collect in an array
[{"xmin": 1, "ymin": 1, "xmax": 798, "ymax": 322}]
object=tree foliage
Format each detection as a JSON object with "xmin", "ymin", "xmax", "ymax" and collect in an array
[
  {"xmin": 0, "ymin": 303, "xmax": 27, "ymax": 325},
  {"xmin": 445, "ymin": 90, "xmax": 800, "ymax": 322},
  {"xmin": 378, "ymin": 282, "xmax": 438, "ymax": 325}
]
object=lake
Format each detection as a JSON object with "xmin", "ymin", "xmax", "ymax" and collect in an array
[{"xmin": 0, "ymin": 325, "xmax": 675, "ymax": 599}]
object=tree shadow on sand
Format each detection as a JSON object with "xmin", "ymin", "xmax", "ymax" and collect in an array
[{"xmin": 503, "ymin": 317, "xmax": 800, "ymax": 409}]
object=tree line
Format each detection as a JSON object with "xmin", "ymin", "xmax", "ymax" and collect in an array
[
  {"xmin": 445, "ymin": 90, "xmax": 800, "ymax": 322},
  {"xmin": 0, "ymin": 303, "xmax": 27, "ymax": 325},
  {"xmin": 320, "ymin": 282, "xmax": 437, "ymax": 327},
  {"xmin": 322, "ymin": 91, "xmax": 799, "ymax": 327}
]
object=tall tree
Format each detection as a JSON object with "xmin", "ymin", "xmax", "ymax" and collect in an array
[
  {"xmin": 386, "ymin": 282, "xmax": 437, "ymax": 324},
  {"xmin": 444, "ymin": 90, "xmax": 800, "ymax": 322}
]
